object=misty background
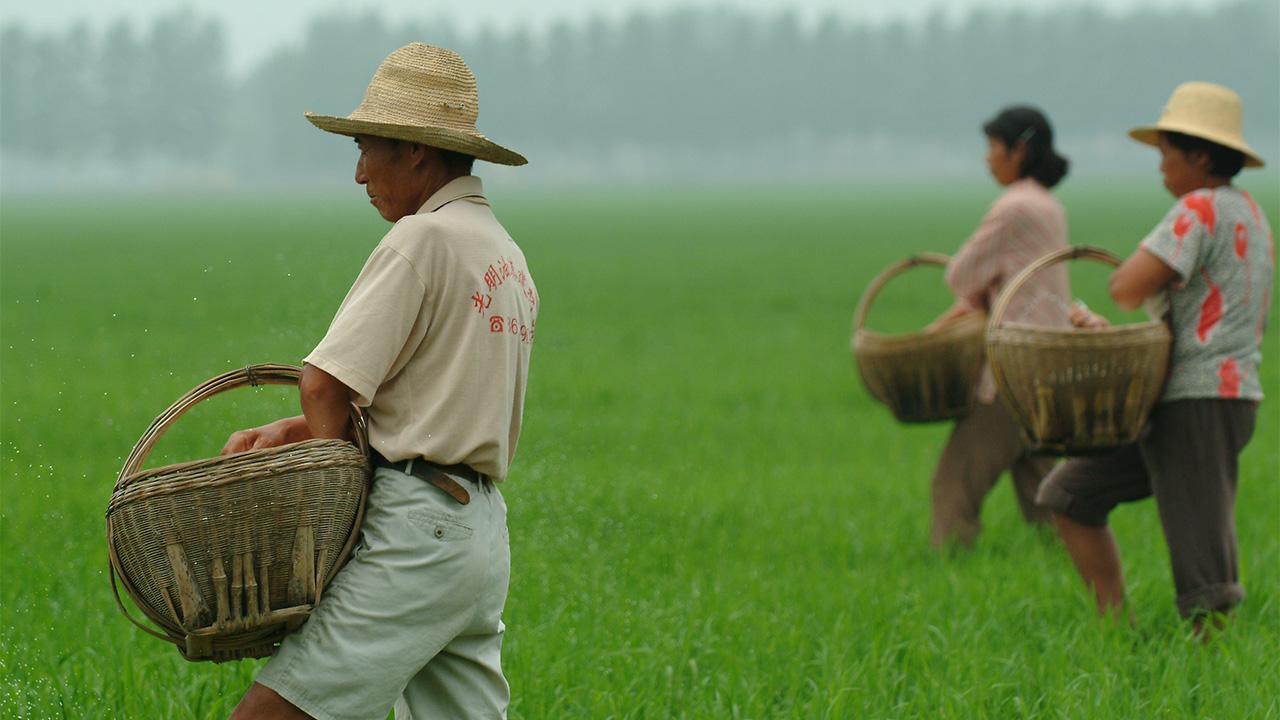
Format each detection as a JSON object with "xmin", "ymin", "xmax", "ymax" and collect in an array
[{"xmin": 2, "ymin": 0, "xmax": 1277, "ymax": 192}]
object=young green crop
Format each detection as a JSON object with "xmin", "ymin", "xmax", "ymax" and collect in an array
[{"xmin": 2, "ymin": 182, "xmax": 1277, "ymax": 719}]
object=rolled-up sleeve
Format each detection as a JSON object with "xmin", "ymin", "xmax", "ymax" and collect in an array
[
  {"xmin": 304, "ymin": 245, "xmax": 427, "ymax": 406},
  {"xmin": 947, "ymin": 205, "xmax": 1010, "ymax": 308}
]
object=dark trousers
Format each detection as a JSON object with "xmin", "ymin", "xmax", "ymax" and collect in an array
[
  {"xmin": 930, "ymin": 400, "xmax": 1055, "ymax": 547},
  {"xmin": 1037, "ymin": 399, "xmax": 1258, "ymax": 617}
]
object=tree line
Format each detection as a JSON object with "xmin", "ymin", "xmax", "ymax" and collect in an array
[{"xmin": 2, "ymin": 0, "xmax": 1276, "ymax": 184}]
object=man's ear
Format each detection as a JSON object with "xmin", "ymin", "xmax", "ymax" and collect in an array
[{"xmin": 406, "ymin": 142, "xmax": 434, "ymax": 170}]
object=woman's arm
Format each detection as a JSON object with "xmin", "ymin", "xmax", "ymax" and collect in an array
[
  {"xmin": 1109, "ymin": 248, "xmax": 1178, "ymax": 312},
  {"xmin": 946, "ymin": 203, "xmax": 1013, "ymax": 310},
  {"xmin": 927, "ymin": 298, "xmax": 980, "ymax": 331}
]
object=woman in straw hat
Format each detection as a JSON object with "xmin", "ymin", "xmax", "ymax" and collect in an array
[
  {"xmin": 1038, "ymin": 82, "xmax": 1273, "ymax": 632},
  {"xmin": 927, "ymin": 105, "xmax": 1072, "ymax": 549},
  {"xmin": 225, "ymin": 43, "xmax": 534, "ymax": 719}
]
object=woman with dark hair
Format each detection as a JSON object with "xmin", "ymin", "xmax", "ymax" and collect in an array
[
  {"xmin": 1038, "ymin": 82, "xmax": 1272, "ymax": 632},
  {"xmin": 927, "ymin": 105, "xmax": 1072, "ymax": 548}
]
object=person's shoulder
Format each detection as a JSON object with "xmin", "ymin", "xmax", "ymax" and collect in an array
[
  {"xmin": 1169, "ymin": 188, "xmax": 1221, "ymax": 231},
  {"xmin": 1216, "ymin": 186, "xmax": 1264, "ymax": 218},
  {"xmin": 379, "ymin": 212, "xmax": 454, "ymax": 257},
  {"xmin": 1173, "ymin": 187, "xmax": 1222, "ymax": 210},
  {"xmin": 994, "ymin": 180, "xmax": 1059, "ymax": 216}
]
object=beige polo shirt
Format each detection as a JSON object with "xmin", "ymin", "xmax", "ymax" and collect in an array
[{"xmin": 305, "ymin": 176, "xmax": 537, "ymax": 480}]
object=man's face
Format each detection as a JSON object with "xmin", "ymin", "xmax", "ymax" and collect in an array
[{"xmin": 354, "ymin": 135, "xmax": 425, "ymax": 222}]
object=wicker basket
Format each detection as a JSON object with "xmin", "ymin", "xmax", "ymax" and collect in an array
[
  {"xmin": 852, "ymin": 253, "xmax": 987, "ymax": 423},
  {"xmin": 107, "ymin": 364, "xmax": 370, "ymax": 662},
  {"xmin": 987, "ymin": 246, "xmax": 1173, "ymax": 455}
]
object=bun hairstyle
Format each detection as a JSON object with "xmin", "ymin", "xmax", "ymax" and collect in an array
[{"xmin": 983, "ymin": 106, "xmax": 1070, "ymax": 189}]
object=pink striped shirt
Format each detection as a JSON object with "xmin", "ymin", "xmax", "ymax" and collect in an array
[{"xmin": 947, "ymin": 178, "xmax": 1071, "ymax": 403}]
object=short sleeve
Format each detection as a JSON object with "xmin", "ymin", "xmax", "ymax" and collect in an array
[
  {"xmin": 1140, "ymin": 193, "xmax": 1211, "ymax": 283},
  {"xmin": 304, "ymin": 245, "xmax": 427, "ymax": 406}
]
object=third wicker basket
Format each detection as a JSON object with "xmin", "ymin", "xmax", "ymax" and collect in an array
[
  {"xmin": 986, "ymin": 246, "xmax": 1173, "ymax": 455},
  {"xmin": 852, "ymin": 253, "xmax": 987, "ymax": 423}
]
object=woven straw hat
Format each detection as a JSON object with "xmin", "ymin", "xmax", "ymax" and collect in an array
[
  {"xmin": 1129, "ymin": 81, "xmax": 1264, "ymax": 168},
  {"xmin": 306, "ymin": 43, "xmax": 526, "ymax": 166}
]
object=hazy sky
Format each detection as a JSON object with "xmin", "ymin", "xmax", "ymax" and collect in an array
[{"xmin": 3, "ymin": 0, "xmax": 1223, "ymax": 75}]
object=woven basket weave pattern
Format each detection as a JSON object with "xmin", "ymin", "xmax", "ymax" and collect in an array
[
  {"xmin": 986, "ymin": 247, "xmax": 1173, "ymax": 454},
  {"xmin": 106, "ymin": 365, "xmax": 370, "ymax": 662},
  {"xmin": 852, "ymin": 254, "xmax": 986, "ymax": 423}
]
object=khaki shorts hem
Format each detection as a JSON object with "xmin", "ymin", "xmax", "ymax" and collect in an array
[
  {"xmin": 1176, "ymin": 582, "xmax": 1245, "ymax": 619},
  {"xmin": 257, "ymin": 666, "xmax": 350, "ymax": 720}
]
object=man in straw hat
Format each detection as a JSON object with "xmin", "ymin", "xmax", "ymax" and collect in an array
[
  {"xmin": 223, "ymin": 43, "xmax": 535, "ymax": 718},
  {"xmin": 1037, "ymin": 82, "xmax": 1273, "ymax": 635}
]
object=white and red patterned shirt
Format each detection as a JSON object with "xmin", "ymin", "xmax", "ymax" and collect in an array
[
  {"xmin": 947, "ymin": 178, "xmax": 1071, "ymax": 403},
  {"xmin": 1141, "ymin": 186, "xmax": 1274, "ymax": 402}
]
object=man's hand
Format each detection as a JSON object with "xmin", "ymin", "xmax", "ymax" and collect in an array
[{"xmin": 220, "ymin": 416, "xmax": 311, "ymax": 456}]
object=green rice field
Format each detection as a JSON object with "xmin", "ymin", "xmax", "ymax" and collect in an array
[{"xmin": 2, "ymin": 180, "xmax": 1278, "ymax": 718}]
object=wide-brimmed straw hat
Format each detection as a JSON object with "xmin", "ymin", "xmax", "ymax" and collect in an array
[
  {"xmin": 1129, "ymin": 81, "xmax": 1264, "ymax": 168},
  {"xmin": 306, "ymin": 43, "xmax": 526, "ymax": 166}
]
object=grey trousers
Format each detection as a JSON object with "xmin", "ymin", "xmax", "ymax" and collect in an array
[{"xmin": 930, "ymin": 400, "xmax": 1055, "ymax": 547}]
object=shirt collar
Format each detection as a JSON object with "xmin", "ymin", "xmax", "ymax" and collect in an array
[
  {"xmin": 1007, "ymin": 177, "xmax": 1043, "ymax": 193},
  {"xmin": 418, "ymin": 175, "xmax": 487, "ymax": 214}
]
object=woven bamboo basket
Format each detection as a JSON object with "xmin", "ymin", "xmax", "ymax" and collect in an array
[
  {"xmin": 107, "ymin": 364, "xmax": 370, "ymax": 662},
  {"xmin": 987, "ymin": 246, "xmax": 1173, "ymax": 455},
  {"xmin": 852, "ymin": 253, "xmax": 987, "ymax": 423}
]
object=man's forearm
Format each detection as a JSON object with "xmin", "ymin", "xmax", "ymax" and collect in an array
[
  {"xmin": 275, "ymin": 415, "xmax": 314, "ymax": 442},
  {"xmin": 299, "ymin": 364, "xmax": 354, "ymax": 440}
]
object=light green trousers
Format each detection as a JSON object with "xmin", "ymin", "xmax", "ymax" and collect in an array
[{"xmin": 258, "ymin": 465, "xmax": 511, "ymax": 720}]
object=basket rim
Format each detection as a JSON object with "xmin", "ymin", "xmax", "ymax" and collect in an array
[
  {"xmin": 988, "ymin": 245, "xmax": 1171, "ymax": 330},
  {"xmin": 987, "ymin": 320, "xmax": 1172, "ymax": 351},
  {"xmin": 115, "ymin": 363, "xmax": 369, "ymax": 490},
  {"xmin": 854, "ymin": 311, "xmax": 986, "ymax": 348},
  {"xmin": 989, "ymin": 321, "xmax": 1170, "ymax": 340},
  {"xmin": 117, "ymin": 437, "xmax": 365, "ymax": 488},
  {"xmin": 991, "ymin": 318, "xmax": 1168, "ymax": 334},
  {"xmin": 107, "ymin": 440, "xmax": 369, "ymax": 516},
  {"xmin": 852, "ymin": 253, "xmax": 954, "ymax": 334}
]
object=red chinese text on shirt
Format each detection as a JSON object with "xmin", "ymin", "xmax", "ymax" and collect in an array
[{"xmin": 472, "ymin": 254, "xmax": 536, "ymax": 345}]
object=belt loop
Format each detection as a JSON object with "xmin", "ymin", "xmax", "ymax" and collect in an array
[{"xmin": 405, "ymin": 457, "xmax": 415, "ymax": 475}]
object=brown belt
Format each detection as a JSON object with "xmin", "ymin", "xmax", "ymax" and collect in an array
[{"xmin": 370, "ymin": 450, "xmax": 479, "ymax": 505}]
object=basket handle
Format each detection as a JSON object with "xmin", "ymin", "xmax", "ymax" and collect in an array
[
  {"xmin": 853, "ymin": 253, "xmax": 953, "ymax": 333},
  {"xmin": 115, "ymin": 363, "xmax": 369, "ymax": 489},
  {"xmin": 990, "ymin": 245, "xmax": 1145, "ymax": 330}
]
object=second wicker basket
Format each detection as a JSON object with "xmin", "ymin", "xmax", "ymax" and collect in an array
[{"xmin": 986, "ymin": 246, "xmax": 1172, "ymax": 455}]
